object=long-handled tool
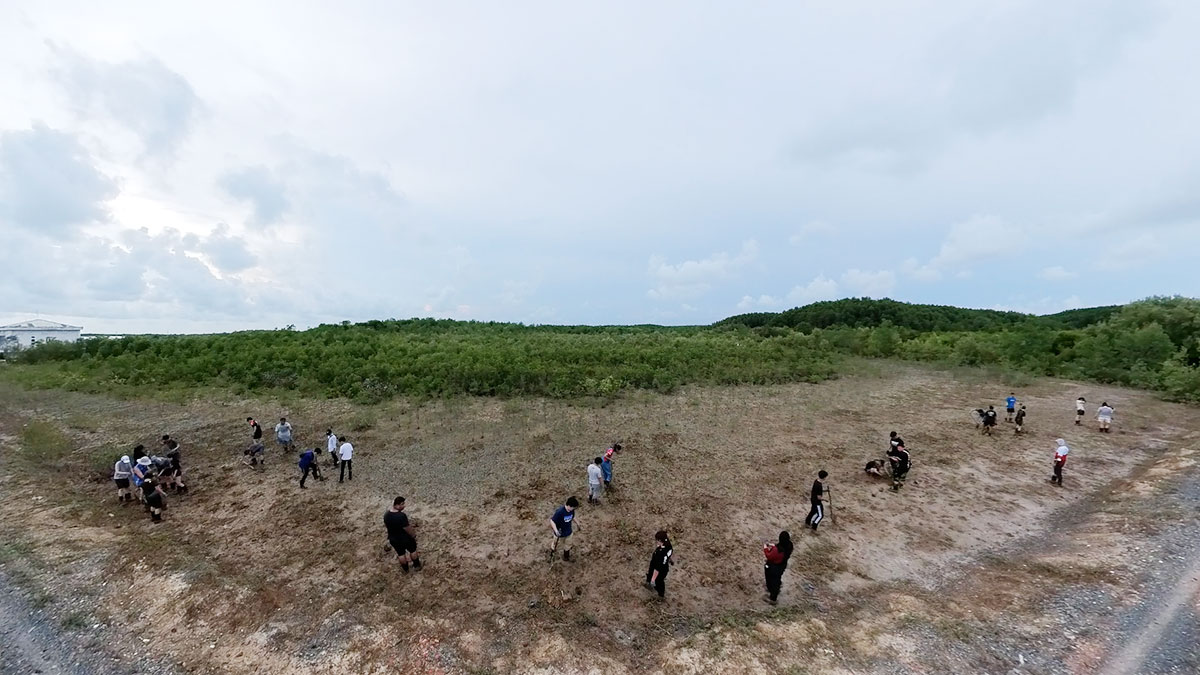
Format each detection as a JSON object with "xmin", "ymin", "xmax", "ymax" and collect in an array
[{"xmin": 826, "ymin": 486, "xmax": 835, "ymax": 526}]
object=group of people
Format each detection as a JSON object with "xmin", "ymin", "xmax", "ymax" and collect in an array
[
  {"xmin": 110, "ymin": 435, "xmax": 187, "ymax": 522},
  {"xmin": 244, "ymin": 417, "xmax": 356, "ymax": 484}
]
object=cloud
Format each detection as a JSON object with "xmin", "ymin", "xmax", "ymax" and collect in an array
[
  {"xmin": 786, "ymin": 275, "xmax": 840, "ymax": 305},
  {"xmin": 788, "ymin": 220, "xmax": 836, "ymax": 246},
  {"xmin": 901, "ymin": 258, "xmax": 942, "ymax": 282},
  {"xmin": 200, "ymin": 224, "xmax": 257, "ymax": 273},
  {"xmin": 50, "ymin": 46, "xmax": 203, "ymax": 157},
  {"xmin": 737, "ymin": 294, "xmax": 781, "ymax": 310},
  {"xmin": 1096, "ymin": 233, "xmax": 1169, "ymax": 271},
  {"xmin": 647, "ymin": 240, "xmax": 758, "ymax": 300},
  {"xmin": 840, "ymin": 269, "xmax": 896, "ymax": 297},
  {"xmin": 929, "ymin": 214, "xmax": 1014, "ymax": 270},
  {"xmin": 1039, "ymin": 265, "xmax": 1077, "ymax": 281},
  {"xmin": 218, "ymin": 166, "xmax": 289, "ymax": 227},
  {"xmin": 0, "ymin": 123, "xmax": 117, "ymax": 236}
]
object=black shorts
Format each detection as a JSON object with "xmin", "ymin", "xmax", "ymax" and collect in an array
[
  {"xmin": 114, "ymin": 478, "xmax": 130, "ymax": 489},
  {"xmin": 1006, "ymin": 407, "xmax": 1015, "ymax": 414},
  {"xmin": 1076, "ymin": 410, "xmax": 1085, "ymax": 416},
  {"xmin": 390, "ymin": 537, "xmax": 417, "ymax": 554}
]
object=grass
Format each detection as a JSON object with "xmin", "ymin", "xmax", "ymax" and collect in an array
[{"xmin": 60, "ymin": 612, "xmax": 89, "ymax": 630}]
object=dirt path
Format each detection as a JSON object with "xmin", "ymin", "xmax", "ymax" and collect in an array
[
  {"xmin": 0, "ymin": 571, "xmax": 119, "ymax": 675},
  {"xmin": 1100, "ymin": 555, "xmax": 1200, "ymax": 675}
]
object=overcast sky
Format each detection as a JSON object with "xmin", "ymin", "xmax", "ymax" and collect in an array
[{"xmin": 2, "ymin": 1, "xmax": 1198, "ymax": 333}]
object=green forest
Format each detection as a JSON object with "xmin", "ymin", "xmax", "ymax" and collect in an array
[{"xmin": 5, "ymin": 297, "xmax": 1200, "ymax": 403}]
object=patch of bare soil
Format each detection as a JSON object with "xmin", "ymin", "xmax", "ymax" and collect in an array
[{"xmin": 1, "ymin": 362, "xmax": 1197, "ymax": 673}]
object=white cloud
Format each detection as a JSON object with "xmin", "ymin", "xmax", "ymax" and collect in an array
[
  {"xmin": 647, "ymin": 240, "xmax": 758, "ymax": 300},
  {"xmin": 786, "ymin": 275, "xmax": 840, "ymax": 305},
  {"xmin": 736, "ymin": 294, "xmax": 781, "ymax": 310},
  {"xmin": 1097, "ymin": 233, "xmax": 1168, "ymax": 271},
  {"xmin": 840, "ymin": 269, "xmax": 896, "ymax": 297},
  {"xmin": 1039, "ymin": 265, "xmax": 1077, "ymax": 281},
  {"xmin": 788, "ymin": 220, "xmax": 836, "ymax": 246},
  {"xmin": 929, "ymin": 214, "xmax": 1016, "ymax": 270},
  {"xmin": 901, "ymin": 257, "xmax": 942, "ymax": 282}
]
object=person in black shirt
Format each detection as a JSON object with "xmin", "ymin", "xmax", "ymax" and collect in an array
[
  {"xmin": 889, "ymin": 431, "xmax": 905, "ymax": 451},
  {"xmin": 1014, "ymin": 405, "xmax": 1027, "ymax": 435},
  {"xmin": 644, "ymin": 530, "xmax": 673, "ymax": 599},
  {"xmin": 384, "ymin": 496, "xmax": 421, "ymax": 573},
  {"xmin": 805, "ymin": 470, "xmax": 828, "ymax": 532},
  {"xmin": 888, "ymin": 444, "xmax": 911, "ymax": 491},
  {"xmin": 763, "ymin": 531, "xmax": 793, "ymax": 605},
  {"xmin": 142, "ymin": 479, "xmax": 167, "ymax": 522},
  {"xmin": 981, "ymin": 406, "xmax": 998, "ymax": 436},
  {"xmin": 247, "ymin": 417, "xmax": 263, "ymax": 442}
]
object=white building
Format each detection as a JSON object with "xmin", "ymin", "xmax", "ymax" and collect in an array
[{"xmin": 0, "ymin": 319, "xmax": 83, "ymax": 350}]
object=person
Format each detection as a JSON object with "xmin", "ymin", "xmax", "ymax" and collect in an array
[
  {"xmin": 1051, "ymin": 439, "xmax": 1069, "ymax": 486},
  {"xmin": 164, "ymin": 440, "xmax": 187, "ymax": 493},
  {"xmin": 326, "ymin": 429, "xmax": 339, "ymax": 467},
  {"xmin": 982, "ymin": 406, "xmax": 998, "ymax": 435},
  {"xmin": 132, "ymin": 456, "xmax": 154, "ymax": 489},
  {"xmin": 644, "ymin": 530, "xmax": 673, "ymax": 599},
  {"xmin": 1014, "ymin": 405, "xmax": 1027, "ymax": 435},
  {"xmin": 384, "ymin": 496, "xmax": 422, "ymax": 573},
  {"xmin": 973, "ymin": 408, "xmax": 986, "ymax": 429},
  {"xmin": 152, "ymin": 452, "xmax": 177, "ymax": 492},
  {"xmin": 113, "ymin": 455, "xmax": 134, "ymax": 503},
  {"xmin": 160, "ymin": 434, "xmax": 175, "ymax": 452},
  {"xmin": 1075, "ymin": 397, "xmax": 1086, "ymax": 426},
  {"xmin": 888, "ymin": 443, "xmax": 911, "ymax": 491},
  {"xmin": 805, "ymin": 470, "xmax": 828, "ymax": 532},
  {"xmin": 248, "ymin": 417, "xmax": 263, "ymax": 442},
  {"xmin": 763, "ymin": 531, "xmax": 793, "ymax": 605},
  {"xmin": 338, "ymin": 437, "xmax": 353, "ymax": 482},
  {"xmin": 1005, "ymin": 393, "xmax": 1018, "ymax": 422},
  {"xmin": 132, "ymin": 443, "xmax": 147, "ymax": 462},
  {"xmin": 587, "ymin": 457, "xmax": 604, "ymax": 505},
  {"xmin": 142, "ymin": 479, "xmax": 167, "ymax": 522},
  {"xmin": 1098, "ymin": 402, "xmax": 1114, "ymax": 433},
  {"xmin": 864, "ymin": 459, "xmax": 886, "ymax": 478},
  {"xmin": 275, "ymin": 417, "xmax": 294, "ymax": 451},
  {"xmin": 601, "ymin": 446, "xmax": 616, "ymax": 489},
  {"xmin": 889, "ymin": 431, "xmax": 905, "ymax": 451},
  {"xmin": 549, "ymin": 497, "xmax": 580, "ymax": 561},
  {"xmin": 244, "ymin": 441, "xmax": 265, "ymax": 469},
  {"xmin": 299, "ymin": 448, "xmax": 318, "ymax": 488}
]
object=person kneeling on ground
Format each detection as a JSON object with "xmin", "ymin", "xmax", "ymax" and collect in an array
[
  {"xmin": 113, "ymin": 455, "xmax": 134, "ymax": 503},
  {"xmin": 142, "ymin": 479, "xmax": 167, "ymax": 522},
  {"xmin": 549, "ymin": 497, "xmax": 580, "ymax": 561},
  {"xmin": 645, "ymin": 530, "xmax": 673, "ymax": 599},
  {"xmin": 888, "ymin": 444, "xmax": 911, "ymax": 491},
  {"xmin": 763, "ymin": 531, "xmax": 793, "ymax": 605},
  {"xmin": 384, "ymin": 496, "xmax": 422, "ymax": 573},
  {"xmin": 864, "ymin": 459, "xmax": 886, "ymax": 477}
]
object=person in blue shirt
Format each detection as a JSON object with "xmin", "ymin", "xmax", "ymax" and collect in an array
[
  {"xmin": 549, "ymin": 497, "xmax": 580, "ymax": 561},
  {"xmin": 601, "ymin": 444, "xmax": 619, "ymax": 489},
  {"xmin": 1005, "ymin": 393, "xmax": 1018, "ymax": 422},
  {"xmin": 298, "ymin": 448, "xmax": 321, "ymax": 488}
]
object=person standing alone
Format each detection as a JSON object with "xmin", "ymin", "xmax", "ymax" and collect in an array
[
  {"xmin": 549, "ymin": 497, "xmax": 579, "ymax": 561},
  {"xmin": 1051, "ymin": 439, "xmax": 1069, "ymax": 486},
  {"xmin": 1097, "ymin": 402, "xmax": 1114, "ymax": 433},
  {"xmin": 384, "ymin": 497, "xmax": 422, "ymax": 573},
  {"xmin": 763, "ymin": 531, "xmax": 793, "ymax": 605},
  {"xmin": 275, "ymin": 417, "xmax": 294, "ymax": 452},
  {"xmin": 805, "ymin": 470, "xmax": 828, "ymax": 532},
  {"xmin": 1075, "ymin": 397, "xmax": 1086, "ymax": 426},
  {"xmin": 1005, "ymin": 393, "xmax": 1018, "ymax": 422},
  {"xmin": 644, "ymin": 530, "xmax": 673, "ymax": 599},
  {"xmin": 338, "ymin": 437, "xmax": 354, "ymax": 482}
]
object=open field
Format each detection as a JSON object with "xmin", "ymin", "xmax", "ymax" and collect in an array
[{"xmin": 1, "ymin": 361, "xmax": 1198, "ymax": 673}]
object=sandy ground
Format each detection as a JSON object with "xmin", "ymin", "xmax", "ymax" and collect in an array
[{"xmin": 1, "ymin": 362, "xmax": 1197, "ymax": 673}]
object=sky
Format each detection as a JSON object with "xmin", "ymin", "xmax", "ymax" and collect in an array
[{"xmin": 1, "ymin": 1, "xmax": 1199, "ymax": 334}]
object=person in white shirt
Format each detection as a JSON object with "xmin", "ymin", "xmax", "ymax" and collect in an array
[
  {"xmin": 339, "ymin": 437, "xmax": 354, "ymax": 483},
  {"xmin": 326, "ymin": 429, "xmax": 339, "ymax": 467},
  {"xmin": 1097, "ymin": 402, "xmax": 1114, "ymax": 433},
  {"xmin": 275, "ymin": 418, "xmax": 294, "ymax": 451},
  {"xmin": 113, "ymin": 455, "xmax": 134, "ymax": 503},
  {"xmin": 1075, "ymin": 397, "xmax": 1086, "ymax": 426},
  {"xmin": 586, "ymin": 457, "xmax": 604, "ymax": 505}
]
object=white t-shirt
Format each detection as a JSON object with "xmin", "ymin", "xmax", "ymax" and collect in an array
[
  {"xmin": 339, "ymin": 442, "xmax": 354, "ymax": 460},
  {"xmin": 1076, "ymin": 399, "xmax": 1086, "ymax": 412},
  {"xmin": 1098, "ymin": 406, "xmax": 1114, "ymax": 420},
  {"xmin": 275, "ymin": 422, "xmax": 292, "ymax": 441},
  {"xmin": 327, "ymin": 435, "xmax": 338, "ymax": 453},
  {"xmin": 587, "ymin": 463, "xmax": 602, "ymax": 485}
]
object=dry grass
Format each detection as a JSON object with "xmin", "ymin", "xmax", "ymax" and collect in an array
[{"xmin": 0, "ymin": 363, "xmax": 1197, "ymax": 673}]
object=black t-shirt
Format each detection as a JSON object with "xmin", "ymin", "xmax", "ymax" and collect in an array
[
  {"xmin": 890, "ymin": 436, "xmax": 905, "ymax": 449},
  {"xmin": 650, "ymin": 544, "xmax": 673, "ymax": 573},
  {"xmin": 144, "ymin": 490, "xmax": 164, "ymax": 508},
  {"xmin": 983, "ymin": 410, "xmax": 997, "ymax": 425},
  {"xmin": 251, "ymin": 422, "xmax": 263, "ymax": 439},
  {"xmin": 888, "ymin": 447, "xmax": 911, "ymax": 472},
  {"xmin": 810, "ymin": 479, "xmax": 824, "ymax": 504},
  {"xmin": 1015, "ymin": 409, "xmax": 1026, "ymax": 423},
  {"xmin": 384, "ymin": 510, "xmax": 411, "ymax": 542}
]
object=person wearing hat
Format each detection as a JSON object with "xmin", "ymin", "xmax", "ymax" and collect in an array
[
  {"xmin": 1051, "ymin": 439, "xmax": 1069, "ymax": 486},
  {"xmin": 113, "ymin": 455, "xmax": 134, "ymax": 503},
  {"xmin": 132, "ymin": 456, "xmax": 155, "ymax": 489}
]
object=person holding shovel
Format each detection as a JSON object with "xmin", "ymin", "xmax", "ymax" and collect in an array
[
  {"xmin": 549, "ymin": 497, "xmax": 580, "ymax": 561},
  {"xmin": 805, "ymin": 470, "xmax": 829, "ymax": 533}
]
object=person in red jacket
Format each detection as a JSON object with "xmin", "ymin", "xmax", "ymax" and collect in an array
[
  {"xmin": 763, "ymin": 531, "xmax": 793, "ymax": 605},
  {"xmin": 1051, "ymin": 439, "xmax": 1069, "ymax": 486}
]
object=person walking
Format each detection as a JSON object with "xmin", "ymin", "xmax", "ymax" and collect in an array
[
  {"xmin": 982, "ymin": 406, "xmax": 998, "ymax": 435},
  {"xmin": 142, "ymin": 479, "xmax": 168, "ymax": 523},
  {"xmin": 299, "ymin": 448, "xmax": 318, "ymax": 488},
  {"xmin": 763, "ymin": 531, "xmax": 793, "ymax": 605},
  {"xmin": 1075, "ymin": 397, "xmax": 1086, "ymax": 426},
  {"xmin": 644, "ymin": 530, "xmax": 673, "ymax": 599},
  {"xmin": 1051, "ymin": 439, "xmax": 1069, "ymax": 486},
  {"xmin": 384, "ymin": 496, "xmax": 422, "ymax": 573},
  {"xmin": 1014, "ymin": 405, "xmax": 1027, "ymax": 435},
  {"xmin": 113, "ymin": 455, "xmax": 134, "ymax": 503},
  {"xmin": 275, "ymin": 417, "xmax": 294, "ymax": 452},
  {"xmin": 1097, "ymin": 402, "xmax": 1114, "ymax": 433},
  {"xmin": 1005, "ymin": 393, "xmax": 1018, "ymax": 422},
  {"xmin": 338, "ymin": 437, "xmax": 354, "ymax": 482},
  {"xmin": 601, "ymin": 446, "xmax": 616, "ymax": 490},
  {"xmin": 587, "ymin": 457, "xmax": 604, "ymax": 505},
  {"xmin": 805, "ymin": 470, "xmax": 828, "ymax": 533},
  {"xmin": 326, "ymin": 429, "xmax": 339, "ymax": 467},
  {"xmin": 549, "ymin": 497, "xmax": 580, "ymax": 561},
  {"xmin": 248, "ymin": 417, "xmax": 263, "ymax": 442}
]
